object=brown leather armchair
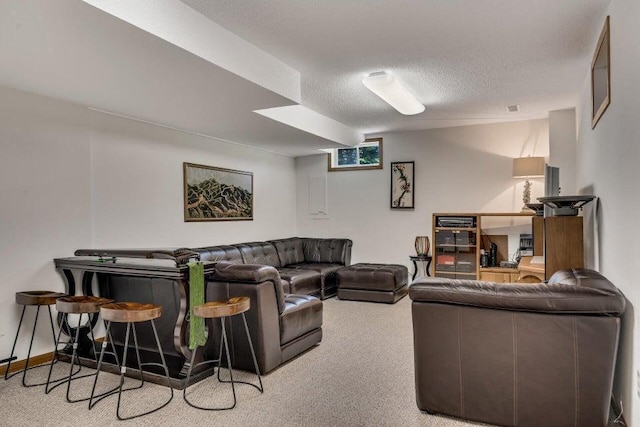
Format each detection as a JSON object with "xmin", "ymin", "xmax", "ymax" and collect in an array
[{"xmin": 409, "ymin": 268, "xmax": 625, "ymax": 427}]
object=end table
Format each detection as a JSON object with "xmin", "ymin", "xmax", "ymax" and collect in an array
[{"xmin": 409, "ymin": 255, "xmax": 432, "ymax": 280}]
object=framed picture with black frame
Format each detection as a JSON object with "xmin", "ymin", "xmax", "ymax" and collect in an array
[{"xmin": 390, "ymin": 161, "xmax": 414, "ymax": 209}]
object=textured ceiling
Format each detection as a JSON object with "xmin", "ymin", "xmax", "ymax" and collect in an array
[
  {"xmin": 0, "ymin": 0, "xmax": 611, "ymax": 157},
  {"xmin": 183, "ymin": 0, "xmax": 609, "ymax": 134}
]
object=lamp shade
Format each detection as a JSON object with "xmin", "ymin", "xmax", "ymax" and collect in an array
[
  {"xmin": 512, "ymin": 156, "xmax": 545, "ymax": 178},
  {"xmin": 362, "ymin": 72, "xmax": 425, "ymax": 115}
]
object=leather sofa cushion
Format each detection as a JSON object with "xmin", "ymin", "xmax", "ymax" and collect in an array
[
  {"xmin": 277, "ymin": 268, "xmax": 321, "ymax": 295},
  {"xmin": 338, "ymin": 263, "xmax": 409, "ymax": 292},
  {"xmin": 291, "ymin": 263, "xmax": 343, "ymax": 283},
  {"xmin": 280, "ymin": 294, "xmax": 322, "ymax": 345},
  {"xmin": 270, "ymin": 238, "xmax": 305, "ymax": 266},
  {"xmin": 193, "ymin": 245, "xmax": 243, "ymax": 264},
  {"xmin": 237, "ymin": 242, "xmax": 281, "ymax": 267},
  {"xmin": 301, "ymin": 238, "xmax": 351, "ymax": 264}
]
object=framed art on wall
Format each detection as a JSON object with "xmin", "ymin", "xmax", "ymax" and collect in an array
[
  {"xmin": 183, "ymin": 162, "xmax": 253, "ymax": 221},
  {"xmin": 390, "ymin": 161, "xmax": 414, "ymax": 209},
  {"xmin": 591, "ymin": 15, "xmax": 610, "ymax": 129}
]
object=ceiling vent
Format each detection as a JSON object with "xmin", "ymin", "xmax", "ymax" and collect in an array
[{"xmin": 507, "ymin": 104, "xmax": 520, "ymax": 113}]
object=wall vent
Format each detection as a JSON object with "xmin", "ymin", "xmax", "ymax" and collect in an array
[{"xmin": 507, "ymin": 104, "xmax": 520, "ymax": 112}]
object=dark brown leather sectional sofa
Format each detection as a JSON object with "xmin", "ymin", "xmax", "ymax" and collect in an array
[
  {"xmin": 194, "ymin": 237, "xmax": 352, "ymax": 300},
  {"xmin": 409, "ymin": 268, "xmax": 625, "ymax": 427}
]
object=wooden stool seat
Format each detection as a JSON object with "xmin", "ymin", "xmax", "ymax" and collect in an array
[
  {"xmin": 56, "ymin": 296, "xmax": 113, "ymax": 314},
  {"xmin": 100, "ymin": 302, "xmax": 162, "ymax": 323},
  {"xmin": 15, "ymin": 291, "xmax": 66, "ymax": 306},
  {"xmin": 193, "ymin": 297, "xmax": 250, "ymax": 319}
]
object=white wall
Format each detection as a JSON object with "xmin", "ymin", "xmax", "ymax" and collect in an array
[
  {"xmin": 90, "ymin": 118, "xmax": 297, "ymax": 247},
  {"xmin": 0, "ymin": 86, "xmax": 297, "ymax": 362},
  {"xmin": 575, "ymin": 1, "xmax": 640, "ymax": 424},
  {"xmin": 296, "ymin": 119, "xmax": 549, "ymax": 269},
  {"xmin": 549, "ymin": 108, "xmax": 577, "ymax": 195}
]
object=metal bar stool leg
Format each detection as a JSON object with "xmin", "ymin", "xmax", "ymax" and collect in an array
[
  {"xmin": 4, "ymin": 306, "xmax": 27, "ymax": 380},
  {"xmin": 241, "ymin": 313, "xmax": 263, "ymax": 393},
  {"xmin": 20, "ymin": 306, "xmax": 41, "ymax": 386},
  {"xmin": 217, "ymin": 314, "xmax": 263, "ymax": 393},
  {"xmin": 89, "ymin": 321, "xmax": 124, "ymax": 410},
  {"xmin": 45, "ymin": 313, "xmax": 82, "ymax": 394},
  {"xmin": 220, "ymin": 317, "xmax": 237, "ymax": 409}
]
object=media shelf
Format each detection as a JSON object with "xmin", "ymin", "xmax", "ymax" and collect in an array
[
  {"xmin": 432, "ymin": 214, "xmax": 480, "ymax": 279},
  {"xmin": 431, "ymin": 212, "xmax": 537, "ymax": 280}
]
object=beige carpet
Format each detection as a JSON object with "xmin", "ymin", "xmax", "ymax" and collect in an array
[{"xmin": 0, "ymin": 297, "xmax": 485, "ymax": 427}]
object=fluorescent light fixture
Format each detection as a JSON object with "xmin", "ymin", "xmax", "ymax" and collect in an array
[{"xmin": 362, "ymin": 72, "xmax": 425, "ymax": 115}]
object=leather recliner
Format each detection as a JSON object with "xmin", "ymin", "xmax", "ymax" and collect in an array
[{"xmin": 409, "ymin": 268, "xmax": 625, "ymax": 427}]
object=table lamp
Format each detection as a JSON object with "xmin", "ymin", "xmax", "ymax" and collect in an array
[{"xmin": 512, "ymin": 156, "xmax": 545, "ymax": 212}]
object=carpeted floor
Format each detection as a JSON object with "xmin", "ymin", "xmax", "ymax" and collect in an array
[{"xmin": 0, "ymin": 296, "xmax": 485, "ymax": 426}]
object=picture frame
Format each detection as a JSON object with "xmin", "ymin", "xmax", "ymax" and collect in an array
[
  {"xmin": 327, "ymin": 138, "xmax": 383, "ymax": 171},
  {"xmin": 390, "ymin": 161, "xmax": 414, "ymax": 209},
  {"xmin": 591, "ymin": 15, "xmax": 610, "ymax": 129},
  {"xmin": 183, "ymin": 162, "xmax": 253, "ymax": 221}
]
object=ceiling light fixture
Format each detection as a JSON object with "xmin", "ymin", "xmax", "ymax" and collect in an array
[{"xmin": 362, "ymin": 72, "xmax": 425, "ymax": 115}]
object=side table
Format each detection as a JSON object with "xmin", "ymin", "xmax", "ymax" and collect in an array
[{"xmin": 409, "ymin": 255, "xmax": 432, "ymax": 280}]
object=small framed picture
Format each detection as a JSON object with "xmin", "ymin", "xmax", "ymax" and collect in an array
[{"xmin": 390, "ymin": 161, "xmax": 414, "ymax": 209}]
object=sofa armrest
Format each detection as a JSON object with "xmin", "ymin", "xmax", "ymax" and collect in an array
[
  {"xmin": 409, "ymin": 269, "xmax": 625, "ymax": 315},
  {"xmin": 209, "ymin": 262, "xmax": 285, "ymax": 314},
  {"xmin": 206, "ymin": 262, "xmax": 291, "ymax": 373}
]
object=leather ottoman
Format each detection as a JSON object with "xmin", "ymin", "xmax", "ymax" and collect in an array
[{"xmin": 337, "ymin": 263, "xmax": 409, "ymax": 304}]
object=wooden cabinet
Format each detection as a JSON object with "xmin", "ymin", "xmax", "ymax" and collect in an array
[
  {"xmin": 432, "ymin": 214, "xmax": 480, "ymax": 279},
  {"xmin": 533, "ymin": 216, "xmax": 583, "ymax": 280},
  {"xmin": 479, "ymin": 268, "xmax": 519, "ymax": 283},
  {"xmin": 432, "ymin": 212, "xmax": 583, "ymax": 282}
]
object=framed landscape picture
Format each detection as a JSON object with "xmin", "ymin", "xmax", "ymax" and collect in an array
[
  {"xmin": 390, "ymin": 161, "xmax": 414, "ymax": 209},
  {"xmin": 183, "ymin": 162, "xmax": 253, "ymax": 221}
]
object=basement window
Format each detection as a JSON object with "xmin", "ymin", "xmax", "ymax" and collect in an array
[{"xmin": 327, "ymin": 138, "xmax": 383, "ymax": 171}]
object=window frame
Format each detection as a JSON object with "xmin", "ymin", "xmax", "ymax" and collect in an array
[{"xmin": 327, "ymin": 138, "xmax": 383, "ymax": 172}]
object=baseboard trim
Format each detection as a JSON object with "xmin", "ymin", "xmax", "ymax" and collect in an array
[{"xmin": 0, "ymin": 352, "xmax": 55, "ymax": 376}]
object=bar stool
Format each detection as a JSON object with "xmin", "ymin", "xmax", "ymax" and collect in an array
[
  {"xmin": 183, "ymin": 296, "xmax": 263, "ymax": 410},
  {"xmin": 45, "ymin": 296, "xmax": 113, "ymax": 402},
  {"xmin": 5, "ymin": 290, "xmax": 66, "ymax": 386},
  {"xmin": 89, "ymin": 302, "xmax": 174, "ymax": 420}
]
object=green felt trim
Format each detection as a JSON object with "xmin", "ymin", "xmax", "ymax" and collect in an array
[{"xmin": 188, "ymin": 261, "xmax": 206, "ymax": 350}]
